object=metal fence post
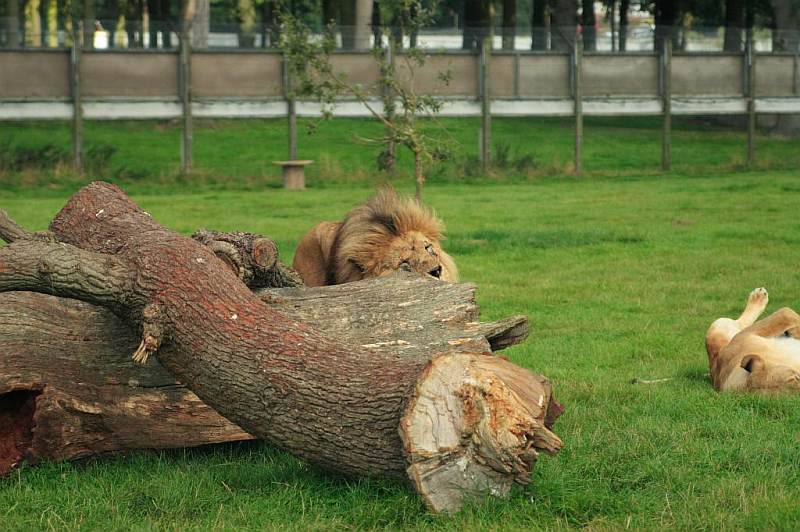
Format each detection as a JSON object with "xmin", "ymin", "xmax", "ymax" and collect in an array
[
  {"xmin": 573, "ymin": 32, "xmax": 583, "ymax": 175},
  {"xmin": 480, "ymin": 38, "xmax": 492, "ymax": 171},
  {"xmin": 661, "ymin": 39, "xmax": 672, "ymax": 171},
  {"xmin": 179, "ymin": 23, "xmax": 193, "ymax": 175},
  {"xmin": 746, "ymin": 32, "xmax": 755, "ymax": 166},
  {"xmin": 70, "ymin": 35, "xmax": 83, "ymax": 173},
  {"xmin": 283, "ymin": 57, "xmax": 297, "ymax": 160}
]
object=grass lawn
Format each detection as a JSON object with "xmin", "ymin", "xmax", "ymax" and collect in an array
[
  {"xmin": 2, "ymin": 170, "xmax": 800, "ymax": 530},
  {"xmin": 1, "ymin": 116, "xmax": 799, "ymax": 192}
]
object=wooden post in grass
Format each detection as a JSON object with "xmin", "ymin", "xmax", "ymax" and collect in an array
[
  {"xmin": 794, "ymin": 48, "xmax": 799, "ymax": 96},
  {"xmin": 283, "ymin": 57, "xmax": 297, "ymax": 160},
  {"xmin": 480, "ymin": 38, "xmax": 492, "ymax": 171},
  {"xmin": 573, "ymin": 32, "xmax": 583, "ymax": 175},
  {"xmin": 661, "ymin": 38, "xmax": 672, "ymax": 171},
  {"xmin": 69, "ymin": 31, "xmax": 83, "ymax": 173},
  {"xmin": 745, "ymin": 31, "xmax": 755, "ymax": 166},
  {"xmin": 178, "ymin": 12, "xmax": 193, "ymax": 175}
]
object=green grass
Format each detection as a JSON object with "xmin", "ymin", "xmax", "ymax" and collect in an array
[
  {"xmin": 3, "ymin": 172, "xmax": 800, "ymax": 529},
  {"xmin": 1, "ymin": 116, "xmax": 799, "ymax": 193}
]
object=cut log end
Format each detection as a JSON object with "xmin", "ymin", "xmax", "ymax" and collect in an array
[
  {"xmin": 0, "ymin": 388, "xmax": 40, "ymax": 476},
  {"xmin": 400, "ymin": 353, "xmax": 563, "ymax": 514}
]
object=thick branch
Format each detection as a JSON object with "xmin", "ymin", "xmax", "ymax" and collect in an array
[
  {"xmin": 0, "ymin": 209, "xmax": 32, "ymax": 242},
  {"xmin": 191, "ymin": 229, "xmax": 302, "ymax": 289},
  {"xmin": 0, "ymin": 240, "xmax": 134, "ymax": 315}
]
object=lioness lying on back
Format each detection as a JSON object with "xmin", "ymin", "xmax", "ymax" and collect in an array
[
  {"xmin": 705, "ymin": 287, "xmax": 800, "ymax": 392},
  {"xmin": 292, "ymin": 187, "xmax": 458, "ymax": 286}
]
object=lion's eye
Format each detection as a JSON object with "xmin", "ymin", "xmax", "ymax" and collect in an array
[
  {"xmin": 425, "ymin": 244, "xmax": 436, "ymax": 256},
  {"xmin": 429, "ymin": 266, "xmax": 442, "ymax": 278}
]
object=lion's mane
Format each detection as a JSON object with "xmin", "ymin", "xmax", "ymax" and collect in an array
[{"xmin": 292, "ymin": 187, "xmax": 458, "ymax": 286}]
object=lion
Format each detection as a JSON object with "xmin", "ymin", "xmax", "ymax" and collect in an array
[
  {"xmin": 292, "ymin": 187, "xmax": 458, "ymax": 287},
  {"xmin": 705, "ymin": 287, "xmax": 800, "ymax": 392}
]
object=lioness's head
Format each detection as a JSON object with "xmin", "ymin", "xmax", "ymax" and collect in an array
[{"xmin": 330, "ymin": 187, "xmax": 458, "ymax": 284}]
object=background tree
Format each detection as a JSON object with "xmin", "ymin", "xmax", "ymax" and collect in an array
[
  {"xmin": 581, "ymin": 0, "xmax": 595, "ymax": 50},
  {"xmin": 771, "ymin": 0, "xmax": 799, "ymax": 51},
  {"xmin": 619, "ymin": 0, "xmax": 628, "ymax": 50},
  {"xmin": 551, "ymin": 0, "xmax": 576, "ymax": 51},
  {"xmin": 501, "ymin": 0, "xmax": 515, "ymax": 49},
  {"xmin": 531, "ymin": 0, "xmax": 548, "ymax": 49},
  {"xmin": 462, "ymin": 0, "xmax": 492, "ymax": 49},
  {"xmin": 281, "ymin": 0, "xmax": 452, "ymax": 200},
  {"xmin": 5, "ymin": 0, "xmax": 22, "ymax": 46}
]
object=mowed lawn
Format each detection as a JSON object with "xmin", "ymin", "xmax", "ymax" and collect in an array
[{"xmin": 2, "ymin": 172, "xmax": 800, "ymax": 530}]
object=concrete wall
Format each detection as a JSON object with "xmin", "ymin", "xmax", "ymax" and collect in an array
[
  {"xmin": 82, "ymin": 52, "xmax": 177, "ymax": 98},
  {"xmin": 397, "ymin": 53, "xmax": 478, "ymax": 96},
  {"xmin": 0, "ymin": 50, "xmax": 798, "ymax": 112},
  {"xmin": 193, "ymin": 52, "xmax": 283, "ymax": 98},
  {"xmin": 583, "ymin": 55, "xmax": 659, "ymax": 96},
  {"xmin": 756, "ymin": 55, "xmax": 797, "ymax": 97},
  {"xmin": 672, "ymin": 54, "xmax": 742, "ymax": 96},
  {"xmin": 517, "ymin": 55, "xmax": 571, "ymax": 97},
  {"xmin": 0, "ymin": 51, "xmax": 69, "ymax": 99}
]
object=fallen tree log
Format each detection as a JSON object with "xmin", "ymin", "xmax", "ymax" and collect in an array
[
  {"xmin": 0, "ymin": 275, "xmax": 540, "ymax": 477},
  {"xmin": 0, "ymin": 182, "xmax": 562, "ymax": 513}
]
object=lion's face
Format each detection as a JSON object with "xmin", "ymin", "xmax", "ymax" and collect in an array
[{"xmin": 372, "ymin": 231, "xmax": 446, "ymax": 280}]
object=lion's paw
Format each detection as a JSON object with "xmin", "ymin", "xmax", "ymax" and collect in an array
[{"xmin": 747, "ymin": 287, "xmax": 769, "ymax": 313}]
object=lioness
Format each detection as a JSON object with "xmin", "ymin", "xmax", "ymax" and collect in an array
[
  {"xmin": 292, "ymin": 187, "xmax": 458, "ymax": 286},
  {"xmin": 705, "ymin": 287, "xmax": 800, "ymax": 392}
]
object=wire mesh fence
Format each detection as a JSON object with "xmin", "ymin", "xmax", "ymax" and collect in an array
[{"xmin": 1, "ymin": 19, "xmax": 799, "ymax": 53}]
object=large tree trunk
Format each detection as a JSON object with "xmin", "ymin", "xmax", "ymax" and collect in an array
[
  {"xmin": 551, "ymin": 0, "xmax": 577, "ymax": 52},
  {"xmin": 0, "ymin": 183, "xmax": 562, "ymax": 514},
  {"xmin": 771, "ymin": 0, "xmax": 799, "ymax": 52},
  {"xmin": 619, "ymin": 0, "xmax": 629, "ymax": 51},
  {"xmin": 724, "ymin": 0, "xmax": 745, "ymax": 52},
  {"xmin": 581, "ymin": 0, "xmax": 596, "ymax": 51},
  {"xmin": 501, "ymin": 0, "xmax": 516, "ymax": 49},
  {"xmin": 191, "ymin": 0, "xmax": 209, "ymax": 48},
  {"xmin": 0, "ymin": 270, "xmax": 532, "ymax": 478},
  {"xmin": 463, "ymin": 0, "xmax": 492, "ymax": 50},
  {"xmin": 654, "ymin": 0, "xmax": 679, "ymax": 50},
  {"xmin": 353, "ymin": 0, "xmax": 373, "ymax": 49},
  {"xmin": 5, "ymin": 0, "xmax": 21, "ymax": 47},
  {"xmin": 531, "ymin": 0, "xmax": 548, "ymax": 50}
]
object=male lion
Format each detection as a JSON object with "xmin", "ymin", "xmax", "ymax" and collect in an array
[
  {"xmin": 292, "ymin": 187, "xmax": 458, "ymax": 287},
  {"xmin": 705, "ymin": 287, "xmax": 800, "ymax": 392}
]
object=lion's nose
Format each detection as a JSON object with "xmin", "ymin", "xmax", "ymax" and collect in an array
[{"xmin": 429, "ymin": 266, "xmax": 442, "ymax": 278}]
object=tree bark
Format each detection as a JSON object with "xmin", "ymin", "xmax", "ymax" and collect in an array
[
  {"xmin": 771, "ymin": 0, "xmax": 799, "ymax": 52},
  {"xmin": 551, "ymin": 0, "xmax": 577, "ymax": 52},
  {"xmin": 191, "ymin": 0, "xmax": 209, "ymax": 48},
  {"xmin": 531, "ymin": 0, "xmax": 548, "ymax": 50},
  {"xmin": 724, "ymin": 0, "xmax": 745, "ymax": 52},
  {"xmin": 5, "ymin": 0, "xmax": 21, "ymax": 47},
  {"xmin": 0, "ymin": 183, "xmax": 562, "ymax": 514},
  {"xmin": 0, "ymin": 271, "xmax": 533, "ymax": 478},
  {"xmin": 501, "ymin": 0, "xmax": 516, "ymax": 50},
  {"xmin": 581, "ymin": 0, "xmax": 596, "ymax": 51},
  {"xmin": 619, "ymin": 0, "xmax": 629, "ymax": 51},
  {"xmin": 654, "ymin": 0, "xmax": 679, "ymax": 51},
  {"xmin": 463, "ymin": 0, "xmax": 492, "ymax": 50}
]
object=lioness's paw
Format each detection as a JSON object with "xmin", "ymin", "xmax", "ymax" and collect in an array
[{"xmin": 747, "ymin": 287, "xmax": 769, "ymax": 311}]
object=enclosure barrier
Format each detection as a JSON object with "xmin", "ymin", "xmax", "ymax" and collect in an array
[{"xmin": 2, "ymin": 36, "xmax": 799, "ymax": 174}]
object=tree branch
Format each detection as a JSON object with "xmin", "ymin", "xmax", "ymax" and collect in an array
[{"xmin": 0, "ymin": 240, "xmax": 134, "ymax": 315}]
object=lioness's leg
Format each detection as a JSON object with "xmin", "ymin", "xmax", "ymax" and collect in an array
[
  {"xmin": 740, "ymin": 306, "xmax": 800, "ymax": 338},
  {"xmin": 706, "ymin": 288, "xmax": 769, "ymax": 363},
  {"xmin": 736, "ymin": 287, "xmax": 769, "ymax": 328}
]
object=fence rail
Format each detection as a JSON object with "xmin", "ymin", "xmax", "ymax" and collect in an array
[{"xmin": 3, "ymin": 40, "xmax": 799, "ymax": 173}]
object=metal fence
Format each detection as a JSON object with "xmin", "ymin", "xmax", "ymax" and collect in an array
[{"xmin": 2, "ymin": 31, "xmax": 799, "ymax": 173}]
